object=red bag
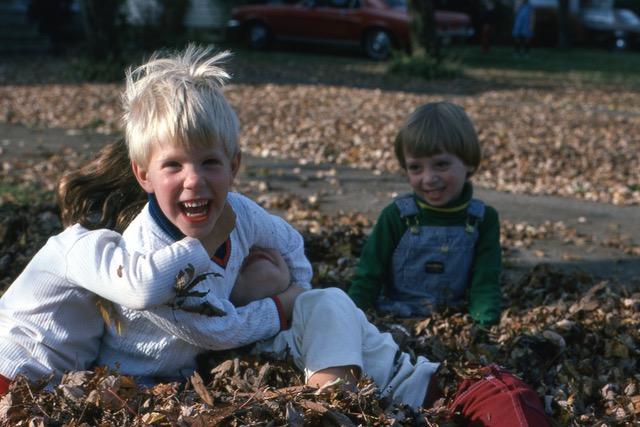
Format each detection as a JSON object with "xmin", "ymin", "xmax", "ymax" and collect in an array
[
  {"xmin": 449, "ymin": 365, "xmax": 551, "ymax": 427},
  {"xmin": 0, "ymin": 374, "xmax": 11, "ymax": 396}
]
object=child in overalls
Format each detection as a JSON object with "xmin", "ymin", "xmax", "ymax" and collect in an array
[{"xmin": 349, "ymin": 101, "xmax": 502, "ymax": 326}]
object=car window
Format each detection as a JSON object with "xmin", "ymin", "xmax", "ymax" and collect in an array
[
  {"xmin": 386, "ymin": 0, "xmax": 407, "ymax": 8},
  {"xmin": 315, "ymin": 0, "xmax": 353, "ymax": 8},
  {"xmin": 587, "ymin": 0, "xmax": 614, "ymax": 10},
  {"xmin": 616, "ymin": 9, "xmax": 640, "ymax": 26}
]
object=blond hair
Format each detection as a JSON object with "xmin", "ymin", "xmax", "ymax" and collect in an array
[
  {"xmin": 394, "ymin": 101, "xmax": 480, "ymax": 174},
  {"xmin": 122, "ymin": 44, "xmax": 239, "ymax": 167}
]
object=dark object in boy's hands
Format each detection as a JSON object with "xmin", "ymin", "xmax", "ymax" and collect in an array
[{"xmin": 168, "ymin": 264, "xmax": 226, "ymax": 317}]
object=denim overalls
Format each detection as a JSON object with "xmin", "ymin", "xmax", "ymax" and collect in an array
[{"xmin": 376, "ymin": 194, "xmax": 485, "ymax": 318}]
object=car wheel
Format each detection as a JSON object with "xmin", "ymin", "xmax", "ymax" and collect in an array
[
  {"xmin": 364, "ymin": 29, "xmax": 392, "ymax": 60},
  {"xmin": 247, "ymin": 22, "xmax": 269, "ymax": 49}
]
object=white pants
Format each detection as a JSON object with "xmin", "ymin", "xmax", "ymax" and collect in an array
[{"xmin": 254, "ymin": 288, "xmax": 440, "ymax": 408}]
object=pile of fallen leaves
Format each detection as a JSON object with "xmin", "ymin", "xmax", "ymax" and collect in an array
[
  {"xmin": 2, "ymin": 170, "xmax": 639, "ymax": 425},
  {"xmin": 1, "ymin": 363, "xmax": 401, "ymax": 426}
]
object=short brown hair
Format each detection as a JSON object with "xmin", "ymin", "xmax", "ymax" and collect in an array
[{"xmin": 394, "ymin": 101, "xmax": 480, "ymax": 174}]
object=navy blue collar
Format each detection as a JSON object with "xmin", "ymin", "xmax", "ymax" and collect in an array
[
  {"xmin": 147, "ymin": 193, "xmax": 231, "ymax": 268},
  {"xmin": 148, "ymin": 193, "xmax": 184, "ymax": 241}
]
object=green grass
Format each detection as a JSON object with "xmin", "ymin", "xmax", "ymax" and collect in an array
[
  {"xmin": 448, "ymin": 45, "xmax": 640, "ymax": 87},
  {"xmin": 229, "ymin": 43, "xmax": 640, "ymax": 88},
  {"xmin": 388, "ymin": 51, "xmax": 463, "ymax": 80}
]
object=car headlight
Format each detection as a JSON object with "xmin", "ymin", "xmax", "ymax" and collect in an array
[{"xmin": 227, "ymin": 19, "xmax": 241, "ymax": 28}]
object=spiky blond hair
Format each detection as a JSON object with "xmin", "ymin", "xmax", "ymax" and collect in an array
[{"xmin": 122, "ymin": 44, "xmax": 239, "ymax": 166}]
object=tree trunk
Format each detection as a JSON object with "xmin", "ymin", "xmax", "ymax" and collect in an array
[
  {"xmin": 408, "ymin": 0, "xmax": 441, "ymax": 60},
  {"xmin": 78, "ymin": 0, "xmax": 123, "ymax": 59},
  {"xmin": 557, "ymin": 0, "xmax": 571, "ymax": 49}
]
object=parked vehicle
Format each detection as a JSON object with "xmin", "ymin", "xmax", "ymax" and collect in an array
[
  {"xmin": 227, "ymin": 0, "xmax": 473, "ymax": 59},
  {"xmin": 581, "ymin": 7, "xmax": 640, "ymax": 49}
]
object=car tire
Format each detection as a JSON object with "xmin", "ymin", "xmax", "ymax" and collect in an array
[
  {"xmin": 363, "ymin": 29, "xmax": 392, "ymax": 60},
  {"xmin": 247, "ymin": 22, "xmax": 270, "ymax": 50}
]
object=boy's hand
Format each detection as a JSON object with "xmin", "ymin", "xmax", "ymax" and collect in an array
[
  {"xmin": 276, "ymin": 283, "xmax": 307, "ymax": 323},
  {"xmin": 200, "ymin": 202, "xmax": 236, "ymax": 256}
]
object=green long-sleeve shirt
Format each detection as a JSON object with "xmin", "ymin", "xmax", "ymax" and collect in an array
[{"xmin": 348, "ymin": 183, "xmax": 502, "ymax": 326}]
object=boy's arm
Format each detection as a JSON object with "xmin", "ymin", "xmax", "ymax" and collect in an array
[
  {"xmin": 237, "ymin": 195, "xmax": 313, "ymax": 290},
  {"xmin": 64, "ymin": 227, "xmax": 211, "ymax": 310},
  {"xmin": 261, "ymin": 215, "xmax": 312, "ymax": 290},
  {"xmin": 348, "ymin": 205, "xmax": 403, "ymax": 310},
  {"xmin": 139, "ymin": 288, "xmax": 284, "ymax": 350},
  {"xmin": 131, "ymin": 195, "xmax": 309, "ymax": 350},
  {"xmin": 468, "ymin": 206, "xmax": 502, "ymax": 326},
  {"xmin": 137, "ymin": 272, "xmax": 305, "ymax": 351}
]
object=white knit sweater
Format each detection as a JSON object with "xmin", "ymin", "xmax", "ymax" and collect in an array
[
  {"xmin": 95, "ymin": 192, "xmax": 313, "ymax": 380},
  {"xmin": 0, "ymin": 224, "xmax": 211, "ymax": 381}
]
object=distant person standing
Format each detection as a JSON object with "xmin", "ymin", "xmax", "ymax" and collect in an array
[
  {"xmin": 480, "ymin": 0, "xmax": 496, "ymax": 53},
  {"xmin": 512, "ymin": 0, "xmax": 534, "ymax": 57}
]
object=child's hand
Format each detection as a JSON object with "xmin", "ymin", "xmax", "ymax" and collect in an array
[
  {"xmin": 200, "ymin": 203, "xmax": 236, "ymax": 257},
  {"xmin": 276, "ymin": 283, "xmax": 307, "ymax": 323}
]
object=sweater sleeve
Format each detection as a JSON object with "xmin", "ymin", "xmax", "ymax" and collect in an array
[
  {"xmin": 138, "ymin": 293, "xmax": 281, "ymax": 350},
  {"xmin": 468, "ymin": 206, "xmax": 502, "ymax": 326},
  {"xmin": 348, "ymin": 203, "xmax": 404, "ymax": 310},
  {"xmin": 130, "ymin": 195, "xmax": 299, "ymax": 350},
  {"xmin": 135, "ymin": 197, "xmax": 304, "ymax": 349},
  {"xmin": 235, "ymin": 194, "xmax": 313, "ymax": 290},
  {"xmin": 64, "ymin": 226, "xmax": 211, "ymax": 310}
]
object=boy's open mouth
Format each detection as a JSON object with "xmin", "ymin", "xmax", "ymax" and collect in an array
[
  {"xmin": 424, "ymin": 187, "xmax": 445, "ymax": 195},
  {"xmin": 180, "ymin": 199, "xmax": 210, "ymax": 219}
]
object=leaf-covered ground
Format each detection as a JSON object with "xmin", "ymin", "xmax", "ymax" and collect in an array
[
  {"xmin": 1, "ymin": 53, "xmax": 639, "ymax": 425},
  {"xmin": 1, "ymin": 180, "xmax": 639, "ymax": 426}
]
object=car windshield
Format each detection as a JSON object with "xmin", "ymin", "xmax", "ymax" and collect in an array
[
  {"xmin": 585, "ymin": 0, "xmax": 614, "ymax": 10},
  {"xmin": 302, "ymin": 0, "xmax": 356, "ymax": 7},
  {"xmin": 583, "ymin": 8, "xmax": 614, "ymax": 25},
  {"xmin": 616, "ymin": 9, "xmax": 640, "ymax": 26},
  {"xmin": 385, "ymin": 0, "xmax": 406, "ymax": 10}
]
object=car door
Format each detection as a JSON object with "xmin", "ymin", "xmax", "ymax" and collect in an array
[
  {"xmin": 292, "ymin": 0, "xmax": 362, "ymax": 42},
  {"xmin": 265, "ymin": 0, "xmax": 318, "ymax": 39},
  {"xmin": 262, "ymin": 0, "xmax": 313, "ymax": 38}
]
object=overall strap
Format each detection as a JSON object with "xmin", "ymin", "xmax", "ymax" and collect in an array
[
  {"xmin": 394, "ymin": 194, "xmax": 421, "ymax": 233},
  {"xmin": 393, "ymin": 194, "xmax": 419, "ymax": 218},
  {"xmin": 465, "ymin": 199, "xmax": 485, "ymax": 234}
]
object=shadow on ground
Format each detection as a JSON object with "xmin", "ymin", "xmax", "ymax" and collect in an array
[{"xmin": 0, "ymin": 47, "xmax": 538, "ymax": 97}]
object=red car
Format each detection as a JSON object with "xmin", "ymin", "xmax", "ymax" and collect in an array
[{"xmin": 227, "ymin": 0, "xmax": 472, "ymax": 59}]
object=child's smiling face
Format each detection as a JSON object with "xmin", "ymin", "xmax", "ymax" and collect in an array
[
  {"xmin": 132, "ymin": 142, "xmax": 239, "ymax": 240},
  {"xmin": 403, "ymin": 149, "xmax": 472, "ymax": 207}
]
